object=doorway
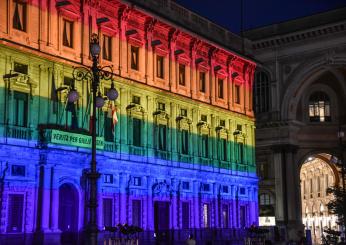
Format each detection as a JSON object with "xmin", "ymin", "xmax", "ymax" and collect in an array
[{"xmin": 154, "ymin": 201, "xmax": 170, "ymax": 242}]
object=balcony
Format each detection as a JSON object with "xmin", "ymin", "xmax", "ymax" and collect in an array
[
  {"xmin": 199, "ymin": 157, "xmax": 210, "ymax": 166},
  {"xmin": 129, "ymin": 145, "xmax": 145, "ymax": 156},
  {"xmin": 155, "ymin": 149, "xmax": 170, "ymax": 160},
  {"xmin": 6, "ymin": 125, "xmax": 32, "ymax": 140},
  {"xmin": 179, "ymin": 154, "xmax": 191, "ymax": 163}
]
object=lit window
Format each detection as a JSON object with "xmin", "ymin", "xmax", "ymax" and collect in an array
[
  {"xmin": 13, "ymin": 0, "xmax": 26, "ymax": 32},
  {"xmin": 134, "ymin": 177, "xmax": 141, "ymax": 186},
  {"xmin": 131, "ymin": 46, "xmax": 139, "ymax": 70},
  {"xmin": 63, "ymin": 19, "xmax": 73, "ymax": 48},
  {"xmin": 309, "ymin": 91, "xmax": 331, "ymax": 122},
  {"xmin": 178, "ymin": 64, "xmax": 185, "ymax": 86},
  {"xmin": 199, "ymin": 72, "xmax": 206, "ymax": 92},
  {"xmin": 102, "ymin": 35, "xmax": 112, "ymax": 61},
  {"xmin": 218, "ymin": 78, "xmax": 224, "ymax": 99},
  {"xmin": 222, "ymin": 204, "xmax": 229, "ymax": 228},
  {"xmin": 156, "ymin": 55, "xmax": 164, "ymax": 78},
  {"xmin": 203, "ymin": 204, "xmax": 210, "ymax": 228},
  {"xmin": 259, "ymin": 193, "xmax": 271, "ymax": 205}
]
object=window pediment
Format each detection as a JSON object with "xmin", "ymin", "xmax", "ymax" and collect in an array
[
  {"xmin": 176, "ymin": 116, "xmax": 192, "ymax": 130},
  {"xmin": 56, "ymin": 0, "xmax": 80, "ymax": 21},
  {"xmin": 127, "ymin": 103, "xmax": 145, "ymax": 117},
  {"xmin": 153, "ymin": 110, "xmax": 169, "ymax": 123}
]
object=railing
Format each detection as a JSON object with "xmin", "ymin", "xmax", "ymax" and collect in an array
[
  {"xmin": 6, "ymin": 125, "xmax": 32, "ymax": 140},
  {"xmin": 155, "ymin": 149, "xmax": 170, "ymax": 160},
  {"xmin": 199, "ymin": 157, "xmax": 210, "ymax": 166},
  {"xmin": 104, "ymin": 141, "xmax": 118, "ymax": 152},
  {"xmin": 130, "ymin": 145, "xmax": 145, "ymax": 156},
  {"xmin": 237, "ymin": 164, "xmax": 248, "ymax": 173},
  {"xmin": 179, "ymin": 154, "xmax": 190, "ymax": 163}
]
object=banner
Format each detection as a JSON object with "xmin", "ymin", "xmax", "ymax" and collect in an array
[{"xmin": 51, "ymin": 130, "xmax": 104, "ymax": 150}]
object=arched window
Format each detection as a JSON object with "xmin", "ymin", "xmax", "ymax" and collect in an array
[
  {"xmin": 308, "ymin": 92, "xmax": 331, "ymax": 122},
  {"xmin": 254, "ymin": 71, "xmax": 270, "ymax": 113}
]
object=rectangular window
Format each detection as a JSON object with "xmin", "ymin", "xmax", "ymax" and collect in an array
[
  {"xmin": 13, "ymin": 0, "xmax": 27, "ymax": 32},
  {"xmin": 240, "ymin": 205, "xmax": 246, "ymax": 228},
  {"xmin": 178, "ymin": 64, "xmax": 185, "ymax": 86},
  {"xmin": 182, "ymin": 202, "xmax": 190, "ymax": 229},
  {"xmin": 11, "ymin": 165, "xmax": 25, "ymax": 177},
  {"xmin": 203, "ymin": 183, "xmax": 210, "ymax": 192},
  {"xmin": 14, "ymin": 62, "xmax": 28, "ymax": 74},
  {"xmin": 132, "ymin": 200, "xmax": 141, "ymax": 227},
  {"xmin": 13, "ymin": 91, "xmax": 28, "ymax": 127},
  {"xmin": 156, "ymin": 55, "xmax": 164, "ymax": 78},
  {"xmin": 7, "ymin": 194, "xmax": 24, "ymax": 232},
  {"xmin": 238, "ymin": 142, "xmax": 244, "ymax": 163},
  {"xmin": 131, "ymin": 46, "xmax": 139, "ymax": 70},
  {"xmin": 181, "ymin": 129, "xmax": 189, "ymax": 155},
  {"xmin": 133, "ymin": 118, "xmax": 141, "ymax": 147},
  {"xmin": 103, "ymin": 198, "xmax": 113, "ymax": 227},
  {"xmin": 63, "ymin": 19, "xmax": 73, "ymax": 48},
  {"xmin": 104, "ymin": 112, "xmax": 114, "ymax": 142},
  {"xmin": 182, "ymin": 181, "xmax": 190, "ymax": 190},
  {"xmin": 239, "ymin": 187, "xmax": 246, "ymax": 195},
  {"xmin": 235, "ymin": 85, "xmax": 240, "ymax": 104},
  {"xmin": 199, "ymin": 72, "xmax": 206, "ymax": 92},
  {"xmin": 220, "ymin": 120, "xmax": 225, "ymax": 127},
  {"xmin": 203, "ymin": 203, "xmax": 210, "ymax": 228},
  {"xmin": 201, "ymin": 134, "xmax": 209, "ymax": 158},
  {"xmin": 222, "ymin": 185, "xmax": 229, "ymax": 193},
  {"xmin": 104, "ymin": 174, "xmax": 113, "ymax": 184},
  {"xmin": 222, "ymin": 204, "xmax": 229, "ymax": 228},
  {"xmin": 220, "ymin": 138, "xmax": 227, "ymax": 161},
  {"xmin": 180, "ymin": 109, "xmax": 187, "ymax": 117},
  {"xmin": 158, "ymin": 102, "xmax": 165, "ymax": 111},
  {"xmin": 132, "ymin": 95, "xmax": 141, "ymax": 105},
  {"xmin": 102, "ymin": 35, "xmax": 112, "ymax": 61},
  {"xmin": 218, "ymin": 79, "xmax": 224, "ymax": 98},
  {"xmin": 201, "ymin": 115, "xmax": 207, "ymax": 122},
  {"xmin": 158, "ymin": 124, "xmax": 167, "ymax": 151},
  {"xmin": 134, "ymin": 177, "xmax": 141, "ymax": 186}
]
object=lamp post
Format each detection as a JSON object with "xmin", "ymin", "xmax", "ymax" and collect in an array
[{"xmin": 68, "ymin": 33, "xmax": 118, "ymax": 245}]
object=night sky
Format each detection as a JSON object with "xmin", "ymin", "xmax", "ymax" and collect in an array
[{"xmin": 175, "ymin": 0, "xmax": 346, "ymax": 34}]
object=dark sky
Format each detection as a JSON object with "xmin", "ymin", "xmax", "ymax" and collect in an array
[{"xmin": 175, "ymin": 0, "xmax": 346, "ymax": 34}]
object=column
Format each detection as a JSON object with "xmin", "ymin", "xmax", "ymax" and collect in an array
[
  {"xmin": 147, "ymin": 176, "xmax": 154, "ymax": 230},
  {"xmin": 193, "ymin": 181, "xmax": 200, "ymax": 228},
  {"xmin": 119, "ymin": 173, "xmax": 127, "ymax": 224},
  {"xmin": 50, "ymin": 167, "xmax": 60, "ymax": 232}
]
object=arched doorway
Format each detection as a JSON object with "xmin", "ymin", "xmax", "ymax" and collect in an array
[
  {"xmin": 59, "ymin": 183, "xmax": 79, "ymax": 243},
  {"xmin": 300, "ymin": 153, "xmax": 340, "ymax": 244}
]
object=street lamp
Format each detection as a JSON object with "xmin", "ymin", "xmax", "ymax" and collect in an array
[{"xmin": 68, "ymin": 33, "xmax": 118, "ymax": 245}]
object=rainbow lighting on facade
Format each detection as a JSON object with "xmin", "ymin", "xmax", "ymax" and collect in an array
[{"xmin": 0, "ymin": 0, "xmax": 257, "ymax": 244}]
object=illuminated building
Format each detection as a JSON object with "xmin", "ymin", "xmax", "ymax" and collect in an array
[{"xmin": 0, "ymin": 0, "xmax": 257, "ymax": 243}]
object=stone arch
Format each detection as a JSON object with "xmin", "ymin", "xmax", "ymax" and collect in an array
[{"xmin": 280, "ymin": 56, "xmax": 346, "ymax": 121}]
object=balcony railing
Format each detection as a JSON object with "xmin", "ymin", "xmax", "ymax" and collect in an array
[
  {"xmin": 199, "ymin": 157, "xmax": 210, "ymax": 166},
  {"xmin": 130, "ymin": 145, "xmax": 145, "ymax": 156},
  {"xmin": 179, "ymin": 154, "xmax": 190, "ymax": 163},
  {"xmin": 6, "ymin": 125, "xmax": 32, "ymax": 140},
  {"xmin": 155, "ymin": 149, "xmax": 170, "ymax": 160}
]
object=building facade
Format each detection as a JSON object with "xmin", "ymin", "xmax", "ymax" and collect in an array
[
  {"xmin": 245, "ymin": 7, "xmax": 346, "ymax": 242},
  {"xmin": 0, "ymin": 0, "xmax": 257, "ymax": 244}
]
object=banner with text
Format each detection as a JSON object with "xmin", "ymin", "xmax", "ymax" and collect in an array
[{"xmin": 51, "ymin": 130, "xmax": 104, "ymax": 150}]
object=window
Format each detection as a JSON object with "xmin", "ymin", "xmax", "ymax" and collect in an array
[
  {"xmin": 235, "ymin": 85, "xmax": 240, "ymax": 104},
  {"xmin": 63, "ymin": 19, "xmax": 73, "ymax": 48},
  {"xmin": 258, "ymin": 163, "xmax": 269, "ymax": 179},
  {"xmin": 218, "ymin": 79, "xmax": 224, "ymax": 99},
  {"xmin": 104, "ymin": 174, "xmax": 113, "ymax": 184},
  {"xmin": 158, "ymin": 102, "xmax": 165, "ymax": 111},
  {"xmin": 11, "ymin": 165, "xmax": 25, "ymax": 177},
  {"xmin": 182, "ymin": 202, "xmax": 190, "ymax": 229},
  {"xmin": 222, "ymin": 185, "xmax": 229, "ymax": 193},
  {"xmin": 201, "ymin": 134, "xmax": 209, "ymax": 158},
  {"xmin": 134, "ymin": 177, "xmax": 141, "ymax": 186},
  {"xmin": 180, "ymin": 109, "xmax": 187, "ymax": 117},
  {"xmin": 178, "ymin": 64, "xmax": 185, "ymax": 86},
  {"xmin": 131, "ymin": 46, "xmax": 139, "ymax": 70},
  {"xmin": 240, "ymin": 206, "xmax": 246, "ymax": 228},
  {"xmin": 102, "ymin": 35, "xmax": 112, "ymax": 61},
  {"xmin": 222, "ymin": 204, "xmax": 229, "ymax": 228},
  {"xmin": 103, "ymin": 198, "xmax": 113, "ymax": 227},
  {"xmin": 254, "ymin": 71, "xmax": 270, "ymax": 113},
  {"xmin": 13, "ymin": 91, "xmax": 28, "ymax": 127},
  {"xmin": 199, "ymin": 72, "xmax": 206, "ymax": 92},
  {"xmin": 237, "ymin": 142, "xmax": 244, "ymax": 163},
  {"xmin": 203, "ymin": 204, "xmax": 210, "ymax": 228},
  {"xmin": 182, "ymin": 181, "xmax": 190, "ymax": 190},
  {"xmin": 236, "ymin": 124, "xmax": 242, "ymax": 132},
  {"xmin": 156, "ymin": 56, "xmax": 164, "ymax": 78},
  {"xmin": 13, "ymin": 0, "xmax": 26, "ymax": 32},
  {"xmin": 259, "ymin": 193, "xmax": 271, "ymax": 205},
  {"xmin": 132, "ymin": 200, "xmax": 141, "ymax": 227},
  {"xmin": 220, "ymin": 120, "xmax": 225, "ymax": 127},
  {"xmin": 7, "ymin": 194, "xmax": 24, "ymax": 232},
  {"xmin": 181, "ymin": 129, "xmax": 189, "ymax": 155},
  {"xmin": 220, "ymin": 138, "xmax": 227, "ymax": 161},
  {"xmin": 158, "ymin": 124, "xmax": 167, "ymax": 151},
  {"xmin": 309, "ymin": 92, "xmax": 331, "ymax": 122},
  {"xmin": 202, "ymin": 183, "xmax": 210, "ymax": 192},
  {"xmin": 201, "ymin": 115, "xmax": 207, "ymax": 122},
  {"xmin": 133, "ymin": 118, "xmax": 141, "ymax": 147},
  {"xmin": 14, "ymin": 62, "xmax": 28, "ymax": 74},
  {"xmin": 132, "ymin": 95, "xmax": 141, "ymax": 105},
  {"xmin": 64, "ymin": 76, "xmax": 74, "ymax": 87},
  {"xmin": 104, "ymin": 112, "xmax": 114, "ymax": 142},
  {"xmin": 239, "ymin": 187, "xmax": 246, "ymax": 195}
]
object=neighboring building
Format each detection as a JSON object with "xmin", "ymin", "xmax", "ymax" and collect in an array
[
  {"xmin": 245, "ymin": 7, "xmax": 346, "ymax": 242},
  {"xmin": 0, "ymin": 0, "xmax": 257, "ymax": 244}
]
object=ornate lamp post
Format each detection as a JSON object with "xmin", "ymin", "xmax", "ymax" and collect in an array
[{"xmin": 68, "ymin": 33, "xmax": 118, "ymax": 245}]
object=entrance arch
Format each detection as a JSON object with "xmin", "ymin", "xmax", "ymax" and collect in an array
[
  {"xmin": 58, "ymin": 183, "xmax": 79, "ymax": 232},
  {"xmin": 300, "ymin": 153, "xmax": 340, "ymax": 244}
]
